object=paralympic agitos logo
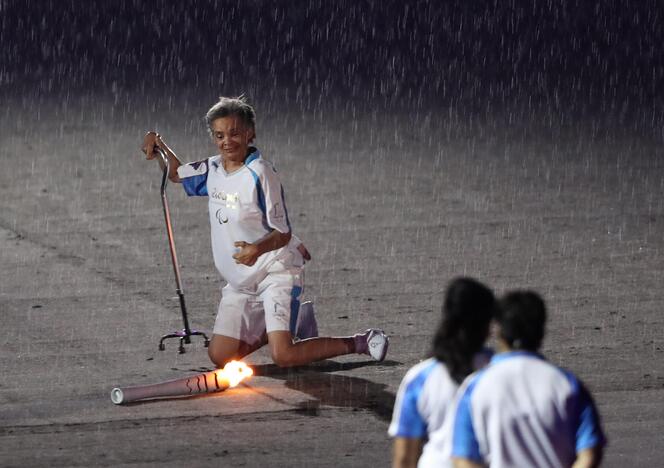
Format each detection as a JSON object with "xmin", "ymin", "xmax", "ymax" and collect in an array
[{"xmin": 215, "ymin": 208, "xmax": 228, "ymax": 224}]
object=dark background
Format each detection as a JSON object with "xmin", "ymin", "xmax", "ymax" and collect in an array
[{"xmin": 2, "ymin": 0, "xmax": 662, "ymax": 134}]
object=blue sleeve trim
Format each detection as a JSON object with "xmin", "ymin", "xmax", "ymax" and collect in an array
[
  {"xmin": 392, "ymin": 361, "xmax": 437, "ymax": 438},
  {"xmin": 178, "ymin": 160, "xmax": 209, "ymax": 197},
  {"xmin": 181, "ymin": 173, "xmax": 208, "ymax": 196},
  {"xmin": 562, "ymin": 371, "xmax": 607, "ymax": 451},
  {"xmin": 452, "ymin": 375, "xmax": 483, "ymax": 462}
]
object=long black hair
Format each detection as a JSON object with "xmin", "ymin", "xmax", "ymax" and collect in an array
[{"xmin": 432, "ymin": 277, "xmax": 495, "ymax": 384}]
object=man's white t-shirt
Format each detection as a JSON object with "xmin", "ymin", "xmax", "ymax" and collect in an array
[
  {"xmin": 450, "ymin": 351, "xmax": 606, "ymax": 468},
  {"xmin": 389, "ymin": 358, "xmax": 458, "ymax": 441},
  {"xmin": 388, "ymin": 350, "xmax": 493, "ymax": 468}
]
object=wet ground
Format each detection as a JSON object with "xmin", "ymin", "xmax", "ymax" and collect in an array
[
  {"xmin": 2, "ymin": 2, "xmax": 664, "ymax": 466},
  {"xmin": 1, "ymin": 89, "xmax": 662, "ymax": 467}
]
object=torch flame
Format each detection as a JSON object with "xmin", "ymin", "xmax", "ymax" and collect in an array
[{"xmin": 215, "ymin": 360, "xmax": 253, "ymax": 388}]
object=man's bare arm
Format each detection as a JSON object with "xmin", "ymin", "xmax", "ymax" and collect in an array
[
  {"xmin": 392, "ymin": 437, "xmax": 423, "ymax": 468},
  {"xmin": 233, "ymin": 230, "xmax": 292, "ymax": 266},
  {"xmin": 141, "ymin": 131, "xmax": 183, "ymax": 182},
  {"xmin": 572, "ymin": 447, "xmax": 603, "ymax": 468},
  {"xmin": 453, "ymin": 457, "xmax": 485, "ymax": 468}
]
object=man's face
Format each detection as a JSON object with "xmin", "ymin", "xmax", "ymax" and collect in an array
[{"xmin": 210, "ymin": 116, "xmax": 255, "ymax": 164}]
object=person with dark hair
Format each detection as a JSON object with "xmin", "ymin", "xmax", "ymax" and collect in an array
[
  {"xmin": 451, "ymin": 291, "xmax": 606, "ymax": 468},
  {"xmin": 140, "ymin": 95, "xmax": 389, "ymax": 368},
  {"xmin": 388, "ymin": 277, "xmax": 496, "ymax": 468}
]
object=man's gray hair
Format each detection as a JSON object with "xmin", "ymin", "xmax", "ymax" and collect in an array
[{"xmin": 205, "ymin": 95, "xmax": 256, "ymax": 134}]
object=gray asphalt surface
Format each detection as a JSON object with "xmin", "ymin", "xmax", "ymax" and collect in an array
[{"xmin": 1, "ymin": 91, "xmax": 663, "ymax": 467}]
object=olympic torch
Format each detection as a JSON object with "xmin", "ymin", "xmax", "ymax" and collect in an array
[{"xmin": 111, "ymin": 360, "xmax": 253, "ymax": 404}]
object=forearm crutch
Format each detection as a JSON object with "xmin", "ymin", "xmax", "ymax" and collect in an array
[{"xmin": 154, "ymin": 147, "xmax": 210, "ymax": 353}]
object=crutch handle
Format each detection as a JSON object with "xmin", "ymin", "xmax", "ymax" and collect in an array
[{"xmin": 153, "ymin": 146, "xmax": 170, "ymax": 195}]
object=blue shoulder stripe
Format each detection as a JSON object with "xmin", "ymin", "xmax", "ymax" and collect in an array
[
  {"xmin": 280, "ymin": 186, "xmax": 291, "ymax": 230},
  {"xmin": 245, "ymin": 150, "xmax": 260, "ymax": 165},
  {"xmin": 452, "ymin": 371, "xmax": 486, "ymax": 462},
  {"xmin": 245, "ymin": 166, "xmax": 272, "ymax": 233},
  {"xmin": 393, "ymin": 360, "xmax": 438, "ymax": 438}
]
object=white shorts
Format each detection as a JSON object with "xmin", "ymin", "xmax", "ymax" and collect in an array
[{"xmin": 212, "ymin": 260, "xmax": 304, "ymax": 345}]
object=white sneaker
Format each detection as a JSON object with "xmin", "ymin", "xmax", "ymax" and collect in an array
[
  {"xmin": 294, "ymin": 301, "xmax": 318, "ymax": 340},
  {"xmin": 354, "ymin": 329, "xmax": 389, "ymax": 361}
]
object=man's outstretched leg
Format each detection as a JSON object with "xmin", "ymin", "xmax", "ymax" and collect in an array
[
  {"xmin": 267, "ymin": 328, "xmax": 389, "ymax": 368},
  {"xmin": 259, "ymin": 268, "xmax": 389, "ymax": 367},
  {"xmin": 209, "ymin": 300, "xmax": 388, "ymax": 368}
]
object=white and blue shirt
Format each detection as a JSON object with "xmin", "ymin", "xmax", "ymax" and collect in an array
[
  {"xmin": 389, "ymin": 358, "xmax": 457, "ymax": 441},
  {"xmin": 389, "ymin": 351, "xmax": 493, "ymax": 468},
  {"xmin": 177, "ymin": 148, "xmax": 298, "ymax": 290},
  {"xmin": 451, "ymin": 351, "xmax": 606, "ymax": 468}
]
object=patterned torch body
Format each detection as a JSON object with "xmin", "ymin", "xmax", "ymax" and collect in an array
[{"xmin": 111, "ymin": 361, "xmax": 252, "ymax": 404}]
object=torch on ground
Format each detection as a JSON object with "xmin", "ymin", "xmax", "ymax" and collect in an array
[{"xmin": 110, "ymin": 361, "xmax": 254, "ymax": 405}]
